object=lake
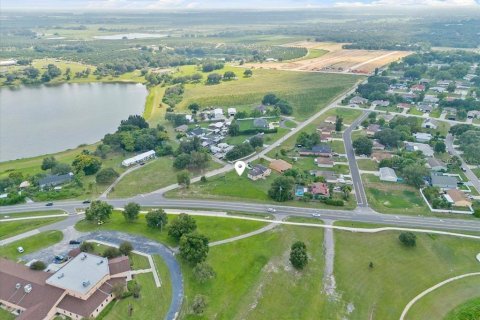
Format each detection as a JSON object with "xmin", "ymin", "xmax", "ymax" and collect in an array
[
  {"xmin": 93, "ymin": 33, "xmax": 167, "ymax": 40},
  {"xmin": 0, "ymin": 83, "xmax": 148, "ymax": 162}
]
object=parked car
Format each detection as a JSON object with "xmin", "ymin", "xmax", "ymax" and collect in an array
[
  {"xmin": 267, "ymin": 208, "xmax": 276, "ymax": 213},
  {"xmin": 54, "ymin": 255, "xmax": 67, "ymax": 264},
  {"xmin": 82, "ymin": 200, "xmax": 91, "ymax": 204},
  {"xmin": 17, "ymin": 246, "xmax": 24, "ymax": 253},
  {"xmin": 461, "ymin": 167, "xmax": 467, "ymax": 172},
  {"xmin": 69, "ymin": 240, "xmax": 81, "ymax": 245},
  {"xmin": 45, "ymin": 202, "xmax": 53, "ymax": 206}
]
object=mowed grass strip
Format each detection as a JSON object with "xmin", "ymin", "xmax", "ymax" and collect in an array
[
  {"xmin": 334, "ymin": 230, "xmax": 480, "ymax": 320},
  {"xmin": 75, "ymin": 211, "xmax": 268, "ymax": 247},
  {"xmin": 407, "ymin": 275, "xmax": 480, "ymax": 320},
  {"xmin": 181, "ymin": 225, "xmax": 328, "ymax": 320},
  {"xmin": 0, "ymin": 230, "xmax": 63, "ymax": 260},
  {"xmin": 0, "ymin": 217, "xmax": 65, "ymax": 240}
]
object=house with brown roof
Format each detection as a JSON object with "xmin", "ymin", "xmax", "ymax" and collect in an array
[
  {"xmin": 317, "ymin": 122, "xmax": 336, "ymax": 134},
  {"xmin": 366, "ymin": 124, "xmax": 381, "ymax": 136},
  {"xmin": 269, "ymin": 159, "xmax": 292, "ymax": 173},
  {"xmin": 444, "ymin": 189, "xmax": 472, "ymax": 207},
  {"xmin": 314, "ymin": 157, "xmax": 334, "ymax": 168},
  {"xmin": 310, "ymin": 182, "xmax": 329, "ymax": 197},
  {"xmin": 0, "ymin": 252, "xmax": 132, "ymax": 320},
  {"xmin": 371, "ymin": 151, "xmax": 393, "ymax": 163},
  {"xmin": 324, "ymin": 116, "xmax": 337, "ymax": 124}
]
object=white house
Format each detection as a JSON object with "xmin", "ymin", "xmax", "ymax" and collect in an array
[
  {"xmin": 414, "ymin": 132, "xmax": 432, "ymax": 143},
  {"xmin": 379, "ymin": 167, "xmax": 398, "ymax": 182},
  {"xmin": 422, "ymin": 118, "xmax": 438, "ymax": 130},
  {"xmin": 121, "ymin": 150, "xmax": 156, "ymax": 167},
  {"xmin": 227, "ymin": 108, "xmax": 237, "ymax": 117}
]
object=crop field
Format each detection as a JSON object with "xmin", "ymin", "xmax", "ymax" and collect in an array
[{"xmin": 248, "ymin": 42, "xmax": 411, "ymax": 74}]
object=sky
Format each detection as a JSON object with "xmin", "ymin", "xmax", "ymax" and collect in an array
[{"xmin": 2, "ymin": 0, "xmax": 480, "ymax": 9}]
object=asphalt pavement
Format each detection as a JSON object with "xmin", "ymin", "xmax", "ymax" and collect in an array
[{"xmin": 446, "ymin": 133, "xmax": 480, "ymax": 192}]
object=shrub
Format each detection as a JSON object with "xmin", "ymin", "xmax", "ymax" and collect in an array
[
  {"xmin": 399, "ymin": 232, "xmax": 417, "ymax": 247},
  {"xmin": 30, "ymin": 260, "xmax": 46, "ymax": 270},
  {"xmin": 95, "ymin": 168, "xmax": 119, "ymax": 184}
]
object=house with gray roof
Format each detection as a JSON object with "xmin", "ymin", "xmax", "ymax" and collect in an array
[
  {"xmin": 427, "ymin": 158, "xmax": 447, "ymax": 172},
  {"xmin": 431, "ymin": 173, "xmax": 458, "ymax": 190},
  {"xmin": 39, "ymin": 173, "xmax": 74, "ymax": 189}
]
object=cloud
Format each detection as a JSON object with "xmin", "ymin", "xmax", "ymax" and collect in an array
[{"xmin": 334, "ymin": 0, "xmax": 479, "ymax": 7}]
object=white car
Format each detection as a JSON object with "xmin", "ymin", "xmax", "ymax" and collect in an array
[
  {"xmin": 311, "ymin": 213, "xmax": 321, "ymax": 217},
  {"xmin": 267, "ymin": 208, "xmax": 276, "ymax": 213},
  {"xmin": 17, "ymin": 246, "xmax": 24, "ymax": 253}
]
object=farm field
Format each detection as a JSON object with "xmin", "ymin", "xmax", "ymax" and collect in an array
[
  {"xmin": 248, "ymin": 42, "xmax": 411, "ymax": 74},
  {"xmin": 334, "ymin": 230, "xmax": 480, "ymax": 320}
]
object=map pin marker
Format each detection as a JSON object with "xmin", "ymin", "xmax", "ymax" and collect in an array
[{"xmin": 235, "ymin": 161, "xmax": 246, "ymax": 176}]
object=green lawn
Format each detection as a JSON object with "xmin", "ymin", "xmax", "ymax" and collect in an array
[
  {"xmin": 362, "ymin": 174, "xmax": 430, "ymax": 216},
  {"xmin": 0, "ymin": 210, "xmax": 65, "ymax": 219},
  {"xmin": 0, "ymin": 217, "xmax": 65, "ymax": 240},
  {"xmin": 0, "ymin": 308, "xmax": 15, "ymax": 320},
  {"xmin": 181, "ymin": 225, "xmax": 330, "ymax": 319},
  {"xmin": 90, "ymin": 243, "xmax": 150, "ymax": 270},
  {"xmin": 0, "ymin": 231, "xmax": 63, "ymax": 260},
  {"xmin": 75, "ymin": 211, "xmax": 268, "ymax": 247},
  {"xmin": 177, "ymin": 66, "xmax": 361, "ymax": 121},
  {"xmin": 407, "ymin": 275, "xmax": 480, "ymax": 320},
  {"xmin": 357, "ymin": 159, "xmax": 378, "ymax": 171},
  {"xmin": 408, "ymin": 108, "xmax": 425, "ymax": 116},
  {"xmin": 109, "ymin": 157, "xmax": 222, "ymax": 198},
  {"xmin": 473, "ymin": 168, "xmax": 480, "ymax": 180},
  {"xmin": 334, "ymin": 230, "xmax": 480, "ymax": 320}
]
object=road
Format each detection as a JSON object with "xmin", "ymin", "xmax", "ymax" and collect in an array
[
  {"xmin": 343, "ymin": 111, "xmax": 370, "ymax": 207},
  {"xmin": 445, "ymin": 133, "xmax": 480, "ymax": 192}
]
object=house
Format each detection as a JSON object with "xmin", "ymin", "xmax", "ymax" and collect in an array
[
  {"xmin": 397, "ymin": 103, "xmax": 412, "ymax": 110},
  {"xmin": 371, "ymin": 151, "xmax": 393, "ymax": 163},
  {"xmin": 417, "ymin": 104, "xmax": 434, "ymax": 113},
  {"xmin": 314, "ymin": 157, "xmax": 334, "ymax": 168},
  {"xmin": 227, "ymin": 108, "xmax": 237, "ymax": 117},
  {"xmin": 404, "ymin": 142, "xmax": 434, "ymax": 157},
  {"xmin": 269, "ymin": 159, "xmax": 292, "ymax": 173},
  {"xmin": 350, "ymin": 96, "xmax": 368, "ymax": 105},
  {"xmin": 423, "ymin": 95, "xmax": 439, "ymax": 104},
  {"xmin": 310, "ymin": 182, "xmax": 329, "ymax": 197},
  {"xmin": 401, "ymin": 93, "xmax": 417, "ymax": 102},
  {"xmin": 320, "ymin": 132, "xmax": 332, "ymax": 142},
  {"xmin": 431, "ymin": 173, "xmax": 458, "ymax": 190},
  {"xmin": 372, "ymin": 140, "xmax": 385, "ymax": 150},
  {"xmin": 19, "ymin": 181, "xmax": 31, "ymax": 189},
  {"xmin": 253, "ymin": 118, "xmax": 269, "ymax": 129},
  {"xmin": 121, "ymin": 150, "xmax": 156, "ymax": 167},
  {"xmin": 0, "ymin": 253, "xmax": 131, "ymax": 320},
  {"xmin": 255, "ymin": 105, "xmax": 268, "ymax": 114},
  {"xmin": 467, "ymin": 110, "xmax": 480, "ymax": 119},
  {"xmin": 299, "ymin": 145, "xmax": 332, "ymax": 157},
  {"xmin": 430, "ymin": 86, "xmax": 446, "ymax": 93},
  {"xmin": 378, "ymin": 114, "xmax": 395, "ymax": 123},
  {"xmin": 411, "ymin": 84, "xmax": 425, "ymax": 92},
  {"xmin": 422, "ymin": 118, "xmax": 438, "ymax": 130},
  {"xmin": 39, "ymin": 173, "xmax": 74, "ymax": 188},
  {"xmin": 372, "ymin": 100, "xmax": 390, "ymax": 107},
  {"xmin": 427, "ymin": 158, "xmax": 448, "ymax": 172},
  {"xmin": 379, "ymin": 167, "xmax": 398, "ymax": 182},
  {"xmin": 414, "ymin": 132, "xmax": 432, "ymax": 143},
  {"xmin": 187, "ymin": 127, "xmax": 208, "ymax": 138},
  {"xmin": 185, "ymin": 114, "xmax": 194, "ymax": 123},
  {"xmin": 324, "ymin": 116, "xmax": 337, "ymax": 124},
  {"xmin": 437, "ymin": 80, "xmax": 452, "ymax": 87},
  {"xmin": 444, "ymin": 189, "xmax": 472, "ymax": 207},
  {"xmin": 213, "ymin": 108, "xmax": 224, "ymax": 117},
  {"xmin": 317, "ymin": 122, "xmax": 336, "ymax": 134},
  {"xmin": 366, "ymin": 124, "xmax": 381, "ymax": 136},
  {"xmin": 247, "ymin": 164, "xmax": 271, "ymax": 181},
  {"xmin": 175, "ymin": 124, "xmax": 189, "ymax": 133},
  {"xmin": 310, "ymin": 170, "xmax": 339, "ymax": 183}
]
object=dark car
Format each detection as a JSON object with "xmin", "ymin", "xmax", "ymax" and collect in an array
[
  {"xmin": 82, "ymin": 200, "xmax": 91, "ymax": 204},
  {"xmin": 53, "ymin": 255, "xmax": 67, "ymax": 264},
  {"xmin": 45, "ymin": 202, "xmax": 53, "ymax": 206},
  {"xmin": 69, "ymin": 240, "xmax": 81, "ymax": 245}
]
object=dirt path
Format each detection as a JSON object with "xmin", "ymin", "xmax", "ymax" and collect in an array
[{"xmin": 323, "ymin": 219, "xmax": 337, "ymax": 297}]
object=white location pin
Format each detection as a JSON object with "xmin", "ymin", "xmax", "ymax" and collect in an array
[{"xmin": 234, "ymin": 161, "xmax": 246, "ymax": 176}]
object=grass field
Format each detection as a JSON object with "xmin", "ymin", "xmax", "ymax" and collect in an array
[
  {"xmin": 362, "ymin": 174, "xmax": 430, "ymax": 216},
  {"xmin": 108, "ymin": 157, "xmax": 222, "ymax": 198},
  {"xmin": 0, "ymin": 308, "xmax": 15, "ymax": 320},
  {"xmin": 89, "ymin": 242, "xmax": 150, "ymax": 270},
  {"xmin": 0, "ymin": 230, "xmax": 63, "ymax": 260},
  {"xmin": 181, "ymin": 225, "xmax": 330, "ymax": 319},
  {"xmin": 0, "ymin": 216, "xmax": 65, "ymax": 240},
  {"xmin": 175, "ymin": 66, "xmax": 360, "ymax": 121},
  {"xmin": 407, "ymin": 275, "xmax": 480, "ymax": 320},
  {"xmin": 75, "ymin": 211, "xmax": 268, "ymax": 247},
  {"xmin": 357, "ymin": 159, "xmax": 378, "ymax": 171},
  {"xmin": 334, "ymin": 230, "xmax": 480, "ymax": 320}
]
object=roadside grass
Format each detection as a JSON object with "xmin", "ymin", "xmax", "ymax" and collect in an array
[
  {"xmin": 407, "ymin": 275, "xmax": 480, "ymax": 320},
  {"xmin": 285, "ymin": 216, "xmax": 324, "ymax": 224},
  {"xmin": 0, "ymin": 217, "xmax": 65, "ymax": 240},
  {"xmin": 473, "ymin": 168, "xmax": 480, "ymax": 179},
  {"xmin": 330, "ymin": 140, "xmax": 346, "ymax": 153},
  {"xmin": 0, "ymin": 231, "xmax": 63, "ymax": 260},
  {"xmin": 357, "ymin": 159, "xmax": 378, "ymax": 171},
  {"xmin": 108, "ymin": 157, "xmax": 222, "ymax": 198},
  {"xmin": 166, "ymin": 169, "xmax": 357, "ymax": 209},
  {"xmin": 75, "ymin": 211, "xmax": 268, "ymax": 247},
  {"xmin": 181, "ymin": 225, "xmax": 331, "ymax": 319},
  {"xmin": 0, "ymin": 210, "xmax": 65, "ymax": 219},
  {"xmin": 362, "ymin": 174, "xmax": 430, "ymax": 216},
  {"xmin": 176, "ymin": 66, "xmax": 360, "ymax": 121},
  {"xmin": 334, "ymin": 230, "xmax": 480, "ymax": 320}
]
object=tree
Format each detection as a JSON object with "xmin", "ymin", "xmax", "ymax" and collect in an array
[
  {"xmin": 249, "ymin": 136, "xmax": 264, "ymax": 148},
  {"xmin": 41, "ymin": 156, "xmax": 57, "ymax": 171},
  {"xmin": 85, "ymin": 200, "xmax": 113, "ymax": 224},
  {"xmin": 173, "ymin": 153, "xmax": 191, "ymax": 170},
  {"xmin": 275, "ymin": 100, "xmax": 293, "ymax": 115},
  {"xmin": 225, "ymin": 143, "xmax": 254, "ymax": 161},
  {"xmin": 243, "ymin": 69, "xmax": 253, "ymax": 77},
  {"xmin": 120, "ymin": 115, "xmax": 149, "ymax": 129},
  {"xmin": 179, "ymin": 233, "xmax": 209, "ymax": 265},
  {"xmin": 290, "ymin": 241, "xmax": 308, "ymax": 270},
  {"xmin": 80, "ymin": 241, "xmax": 95, "ymax": 253},
  {"xmin": 374, "ymin": 128, "xmax": 402, "ymax": 148},
  {"xmin": 30, "ymin": 260, "xmax": 46, "ymax": 270},
  {"xmin": 189, "ymin": 151, "xmax": 210, "ymax": 170},
  {"xmin": 223, "ymin": 71, "xmax": 236, "ymax": 80},
  {"xmin": 352, "ymin": 136, "xmax": 373, "ymax": 156},
  {"xmin": 103, "ymin": 247, "xmax": 121, "ymax": 259},
  {"xmin": 168, "ymin": 213, "xmax": 197, "ymax": 240},
  {"xmin": 228, "ymin": 122, "xmax": 240, "ymax": 136},
  {"xmin": 193, "ymin": 262, "xmax": 216, "ymax": 283},
  {"xmin": 188, "ymin": 103, "xmax": 200, "ymax": 114},
  {"xmin": 95, "ymin": 168, "xmax": 119, "ymax": 184},
  {"xmin": 340, "ymin": 185, "xmax": 352, "ymax": 200},
  {"xmin": 72, "ymin": 154, "xmax": 101, "ymax": 175},
  {"xmin": 112, "ymin": 282, "xmax": 125, "ymax": 299},
  {"xmin": 268, "ymin": 176, "xmax": 294, "ymax": 202},
  {"xmin": 146, "ymin": 209, "xmax": 168, "ymax": 230},
  {"xmin": 402, "ymin": 164, "xmax": 428, "ymax": 188},
  {"xmin": 434, "ymin": 141, "xmax": 446, "ymax": 153},
  {"xmin": 123, "ymin": 202, "xmax": 140, "ymax": 222},
  {"xmin": 206, "ymin": 73, "xmax": 222, "ymax": 84},
  {"xmin": 177, "ymin": 170, "xmax": 191, "ymax": 188},
  {"xmin": 399, "ymin": 232, "xmax": 417, "ymax": 247},
  {"xmin": 262, "ymin": 93, "xmax": 279, "ymax": 105},
  {"xmin": 51, "ymin": 163, "xmax": 72, "ymax": 175},
  {"xmin": 447, "ymin": 82, "xmax": 456, "ymax": 93},
  {"xmin": 335, "ymin": 117, "xmax": 343, "ymax": 132},
  {"xmin": 191, "ymin": 294, "xmax": 207, "ymax": 315},
  {"xmin": 119, "ymin": 241, "xmax": 134, "ymax": 256}
]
